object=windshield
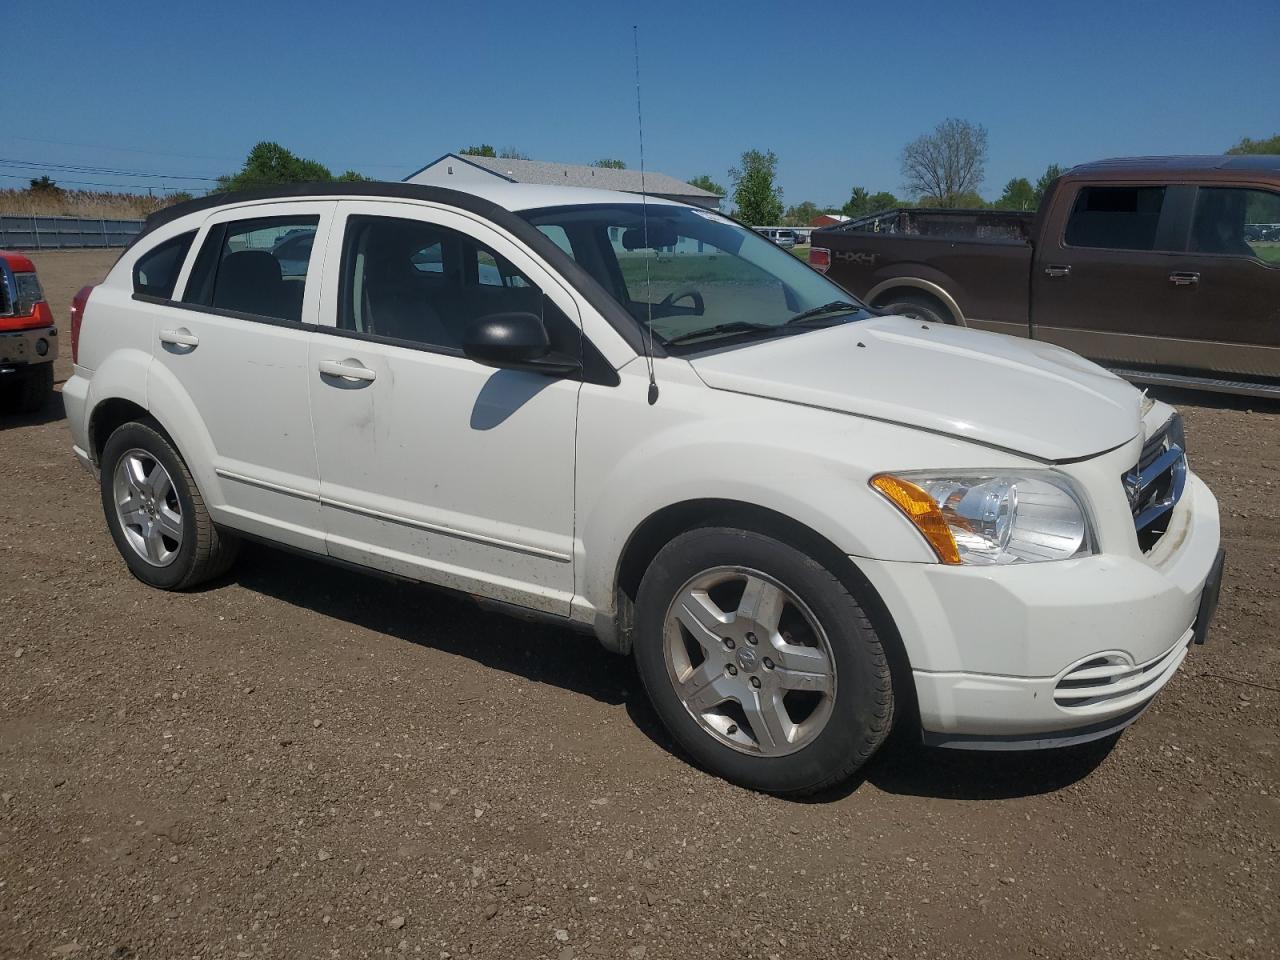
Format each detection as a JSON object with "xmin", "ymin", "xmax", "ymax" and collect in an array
[{"xmin": 519, "ymin": 203, "xmax": 869, "ymax": 350}]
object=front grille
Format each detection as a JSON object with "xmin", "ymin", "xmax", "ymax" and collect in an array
[
  {"xmin": 1122, "ymin": 414, "xmax": 1187, "ymax": 552},
  {"xmin": 1054, "ymin": 638, "xmax": 1188, "ymax": 709}
]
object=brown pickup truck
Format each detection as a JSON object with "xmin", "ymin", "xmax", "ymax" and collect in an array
[{"xmin": 812, "ymin": 155, "xmax": 1280, "ymax": 398}]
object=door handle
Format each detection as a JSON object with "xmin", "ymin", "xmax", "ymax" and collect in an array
[
  {"xmin": 159, "ymin": 327, "xmax": 199, "ymax": 348},
  {"xmin": 1169, "ymin": 271, "xmax": 1200, "ymax": 287},
  {"xmin": 1043, "ymin": 264, "xmax": 1072, "ymax": 278},
  {"xmin": 318, "ymin": 358, "xmax": 377, "ymax": 382}
]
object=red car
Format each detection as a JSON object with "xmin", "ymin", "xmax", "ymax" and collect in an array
[{"xmin": 0, "ymin": 251, "xmax": 57, "ymax": 412}]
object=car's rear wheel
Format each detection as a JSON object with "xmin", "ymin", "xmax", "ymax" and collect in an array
[
  {"xmin": 880, "ymin": 292, "xmax": 952, "ymax": 326},
  {"xmin": 634, "ymin": 527, "xmax": 894, "ymax": 796},
  {"xmin": 99, "ymin": 420, "xmax": 239, "ymax": 590}
]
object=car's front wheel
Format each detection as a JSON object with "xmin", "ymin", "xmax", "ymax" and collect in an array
[
  {"xmin": 634, "ymin": 527, "xmax": 894, "ymax": 796},
  {"xmin": 99, "ymin": 420, "xmax": 239, "ymax": 590}
]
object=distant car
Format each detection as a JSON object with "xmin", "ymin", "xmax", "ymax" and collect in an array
[
  {"xmin": 271, "ymin": 228, "xmax": 316, "ymax": 278},
  {"xmin": 753, "ymin": 228, "xmax": 796, "ymax": 249},
  {"xmin": 0, "ymin": 251, "xmax": 57, "ymax": 413}
]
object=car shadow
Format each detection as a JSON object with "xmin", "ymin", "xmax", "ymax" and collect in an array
[
  {"xmin": 226, "ymin": 542, "xmax": 1117, "ymax": 803},
  {"xmin": 0, "ymin": 389, "xmax": 66, "ymax": 429}
]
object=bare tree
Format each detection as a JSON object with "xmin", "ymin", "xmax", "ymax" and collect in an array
[{"xmin": 900, "ymin": 119, "xmax": 988, "ymax": 207}]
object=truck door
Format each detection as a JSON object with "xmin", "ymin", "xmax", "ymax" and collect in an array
[{"xmin": 1030, "ymin": 182, "xmax": 1193, "ymax": 367}]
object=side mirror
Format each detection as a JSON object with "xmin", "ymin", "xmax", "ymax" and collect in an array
[{"xmin": 462, "ymin": 311, "xmax": 578, "ymax": 376}]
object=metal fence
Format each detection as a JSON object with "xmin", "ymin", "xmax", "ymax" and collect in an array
[{"xmin": 0, "ymin": 215, "xmax": 144, "ymax": 250}]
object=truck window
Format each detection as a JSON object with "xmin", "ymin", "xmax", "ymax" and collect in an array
[
  {"xmin": 1064, "ymin": 186, "xmax": 1166, "ymax": 251},
  {"xmin": 1191, "ymin": 187, "xmax": 1280, "ymax": 264}
]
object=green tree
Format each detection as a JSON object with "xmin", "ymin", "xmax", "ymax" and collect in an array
[
  {"xmin": 994, "ymin": 177, "xmax": 1036, "ymax": 210},
  {"xmin": 592, "ymin": 158, "xmax": 626, "ymax": 169},
  {"xmin": 29, "ymin": 175, "xmax": 61, "ymax": 193},
  {"xmin": 782, "ymin": 200, "xmax": 821, "ymax": 226},
  {"xmin": 729, "ymin": 149, "xmax": 783, "ymax": 225},
  {"xmin": 901, "ymin": 118, "xmax": 988, "ymax": 207},
  {"xmin": 866, "ymin": 191, "xmax": 900, "ymax": 213},
  {"xmin": 687, "ymin": 174, "xmax": 725, "ymax": 196},
  {"xmin": 1227, "ymin": 134, "xmax": 1280, "ymax": 155},
  {"xmin": 461, "ymin": 144, "xmax": 497, "ymax": 157},
  {"xmin": 1033, "ymin": 163, "xmax": 1064, "ymax": 206},
  {"xmin": 216, "ymin": 142, "xmax": 364, "ymax": 191},
  {"xmin": 498, "ymin": 147, "xmax": 529, "ymax": 160},
  {"xmin": 841, "ymin": 186, "xmax": 870, "ymax": 217},
  {"xmin": 335, "ymin": 170, "xmax": 368, "ymax": 181}
]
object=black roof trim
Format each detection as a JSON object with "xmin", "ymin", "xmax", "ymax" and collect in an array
[{"xmin": 135, "ymin": 181, "xmax": 656, "ymax": 357}]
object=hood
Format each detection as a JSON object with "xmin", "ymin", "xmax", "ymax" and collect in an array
[{"xmin": 687, "ymin": 316, "xmax": 1141, "ymax": 461}]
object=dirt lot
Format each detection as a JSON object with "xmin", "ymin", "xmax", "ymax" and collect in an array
[{"xmin": 1, "ymin": 249, "xmax": 1277, "ymax": 960}]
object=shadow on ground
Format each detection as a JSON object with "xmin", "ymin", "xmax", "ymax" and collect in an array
[
  {"xmin": 0, "ymin": 390, "xmax": 66, "ymax": 429},
  {"xmin": 229, "ymin": 541, "xmax": 1116, "ymax": 804}
]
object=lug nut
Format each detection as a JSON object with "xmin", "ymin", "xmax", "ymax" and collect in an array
[
  {"xmin": 763, "ymin": 657, "xmax": 774, "ymax": 670},
  {"xmin": 726, "ymin": 723, "xmax": 738, "ymax": 735},
  {"xmin": 745, "ymin": 632, "xmax": 758, "ymax": 645},
  {"xmin": 726, "ymin": 664, "xmax": 738, "ymax": 676},
  {"xmin": 750, "ymin": 676, "xmax": 762, "ymax": 688},
  {"xmin": 724, "ymin": 637, "xmax": 736, "ymax": 650}
]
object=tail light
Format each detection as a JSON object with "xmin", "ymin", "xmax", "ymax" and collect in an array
[
  {"xmin": 810, "ymin": 247, "xmax": 831, "ymax": 274},
  {"xmin": 70, "ymin": 285, "xmax": 95, "ymax": 365}
]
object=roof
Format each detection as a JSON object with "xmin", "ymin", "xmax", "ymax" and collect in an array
[
  {"xmin": 414, "ymin": 153, "xmax": 722, "ymax": 199},
  {"xmin": 1066, "ymin": 154, "xmax": 1280, "ymax": 180}
]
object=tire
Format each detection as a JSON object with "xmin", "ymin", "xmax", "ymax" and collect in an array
[
  {"xmin": 14, "ymin": 364, "xmax": 52, "ymax": 414},
  {"xmin": 634, "ymin": 527, "xmax": 894, "ymax": 796},
  {"xmin": 99, "ymin": 419, "xmax": 239, "ymax": 590},
  {"xmin": 880, "ymin": 293, "xmax": 952, "ymax": 326}
]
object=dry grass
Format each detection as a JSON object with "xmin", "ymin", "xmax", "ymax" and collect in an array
[{"xmin": 0, "ymin": 188, "xmax": 185, "ymax": 219}]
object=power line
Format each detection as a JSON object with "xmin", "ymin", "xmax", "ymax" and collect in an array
[
  {"xmin": 0, "ymin": 157, "xmax": 219, "ymax": 182},
  {"xmin": 0, "ymin": 172, "xmax": 201, "ymax": 192},
  {"xmin": 1, "ymin": 135, "xmax": 239, "ymax": 166}
]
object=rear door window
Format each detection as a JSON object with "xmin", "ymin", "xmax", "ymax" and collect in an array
[
  {"xmin": 183, "ymin": 216, "xmax": 319, "ymax": 323},
  {"xmin": 1191, "ymin": 187, "xmax": 1280, "ymax": 263},
  {"xmin": 1064, "ymin": 186, "xmax": 1167, "ymax": 251},
  {"xmin": 133, "ymin": 230, "xmax": 196, "ymax": 299}
]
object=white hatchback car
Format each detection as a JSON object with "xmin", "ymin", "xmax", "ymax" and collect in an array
[{"xmin": 64, "ymin": 182, "xmax": 1224, "ymax": 795}]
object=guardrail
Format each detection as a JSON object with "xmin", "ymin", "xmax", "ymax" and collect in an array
[{"xmin": 0, "ymin": 215, "xmax": 144, "ymax": 250}]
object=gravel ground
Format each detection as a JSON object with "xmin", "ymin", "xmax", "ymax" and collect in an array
[{"xmin": 1, "ymin": 249, "xmax": 1277, "ymax": 960}]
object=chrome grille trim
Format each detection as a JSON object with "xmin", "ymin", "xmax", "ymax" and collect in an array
[{"xmin": 1123, "ymin": 414, "xmax": 1187, "ymax": 551}]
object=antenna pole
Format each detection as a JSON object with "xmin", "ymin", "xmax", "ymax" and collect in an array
[{"xmin": 633, "ymin": 25, "xmax": 659, "ymax": 405}]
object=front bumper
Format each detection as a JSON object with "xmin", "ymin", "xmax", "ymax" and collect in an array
[
  {"xmin": 0, "ymin": 325, "xmax": 58, "ymax": 369},
  {"xmin": 857, "ymin": 470, "xmax": 1222, "ymax": 748}
]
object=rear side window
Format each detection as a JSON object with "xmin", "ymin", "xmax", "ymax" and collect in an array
[
  {"xmin": 1191, "ymin": 187, "xmax": 1280, "ymax": 263},
  {"xmin": 183, "ymin": 216, "xmax": 319, "ymax": 323},
  {"xmin": 133, "ymin": 231, "xmax": 196, "ymax": 300},
  {"xmin": 1064, "ymin": 186, "xmax": 1167, "ymax": 251}
]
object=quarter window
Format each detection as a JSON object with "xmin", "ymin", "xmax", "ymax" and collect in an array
[
  {"xmin": 183, "ymin": 216, "xmax": 319, "ymax": 323},
  {"xmin": 338, "ymin": 215, "xmax": 546, "ymax": 351},
  {"xmin": 1191, "ymin": 187, "xmax": 1280, "ymax": 263},
  {"xmin": 133, "ymin": 230, "xmax": 196, "ymax": 299},
  {"xmin": 1064, "ymin": 186, "xmax": 1167, "ymax": 251}
]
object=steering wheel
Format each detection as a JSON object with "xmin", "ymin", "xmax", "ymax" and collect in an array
[{"xmin": 658, "ymin": 288, "xmax": 705, "ymax": 316}]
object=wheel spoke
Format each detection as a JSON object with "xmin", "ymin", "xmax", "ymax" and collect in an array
[
  {"xmin": 673, "ymin": 589, "xmax": 731, "ymax": 651},
  {"xmin": 150, "ymin": 468, "xmax": 173, "ymax": 502},
  {"xmin": 772, "ymin": 642, "xmax": 834, "ymax": 694},
  {"xmin": 156, "ymin": 504, "xmax": 183, "ymax": 541},
  {"xmin": 742, "ymin": 687, "xmax": 794, "ymax": 751},
  {"xmin": 124, "ymin": 455, "xmax": 149, "ymax": 494},
  {"xmin": 680, "ymin": 662, "xmax": 737, "ymax": 714},
  {"xmin": 737, "ymin": 575, "xmax": 787, "ymax": 634},
  {"xmin": 143, "ymin": 526, "xmax": 165, "ymax": 563}
]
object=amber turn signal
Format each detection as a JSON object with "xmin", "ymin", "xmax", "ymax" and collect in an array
[{"xmin": 870, "ymin": 474, "xmax": 962, "ymax": 565}]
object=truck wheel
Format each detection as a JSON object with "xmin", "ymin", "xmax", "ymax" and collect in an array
[
  {"xmin": 99, "ymin": 420, "xmax": 239, "ymax": 590},
  {"xmin": 633, "ymin": 527, "xmax": 894, "ymax": 796},
  {"xmin": 880, "ymin": 293, "xmax": 952, "ymax": 325},
  {"xmin": 15, "ymin": 364, "xmax": 52, "ymax": 413}
]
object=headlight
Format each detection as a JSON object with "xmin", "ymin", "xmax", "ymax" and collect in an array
[{"xmin": 871, "ymin": 471, "xmax": 1094, "ymax": 565}]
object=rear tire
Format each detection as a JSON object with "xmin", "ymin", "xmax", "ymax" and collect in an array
[
  {"xmin": 14, "ymin": 364, "xmax": 52, "ymax": 413},
  {"xmin": 633, "ymin": 527, "xmax": 894, "ymax": 796},
  {"xmin": 99, "ymin": 420, "xmax": 239, "ymax": 590},
  {"xmin": 880, "ymin": 292, "xmax": 952, "ymax": 326}
]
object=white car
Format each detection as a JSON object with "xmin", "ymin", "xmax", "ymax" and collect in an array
[{"xmin": 63, "ymin": 181, "xmax": 1225, "ymax": 795}]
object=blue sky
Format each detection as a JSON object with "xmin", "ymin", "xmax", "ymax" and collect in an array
[{"xmin": 6, "ymin": 0, "xmax": 1277, "ymax": 209}]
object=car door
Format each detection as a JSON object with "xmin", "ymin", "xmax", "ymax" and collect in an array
[
  {"xmin": 1030, "ymin": 181, "xmax": 1193, "ymax": 366},
  {"xmin": 1152, "ymin": 184, "xmax": 1280, "ymax": 378},
  {"xmin": 152, "ymin": 201, "xmax": 336, "ymax": 553},
  {"xmin": 308, "ymin": 200, "xmax": 582, "ymax": 615}
]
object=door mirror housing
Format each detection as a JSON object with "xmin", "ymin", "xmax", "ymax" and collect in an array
[{"xmin": 462, "ymin": 311, "xmax": 579, "ymax": 376}]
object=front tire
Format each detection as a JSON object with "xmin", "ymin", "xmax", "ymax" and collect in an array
[
  {"xmin": 634, "ymin": 527, "xmax": 894, "ymax": 796},
  {"xmin": 99, "ymin": 420, "xmax": 239, "ymax": 590}
]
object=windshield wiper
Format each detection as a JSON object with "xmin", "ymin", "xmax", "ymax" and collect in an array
[
  {"xmin": 784, "ymin": 300, "xmax": 862, "ymax": 326},
  {"xmin": 664, "ymin": 321, "xmax": 779, "ymax": 345}
]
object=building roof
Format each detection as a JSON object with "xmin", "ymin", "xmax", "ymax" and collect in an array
[{"xmin": 412, "ymin": 153, "xmax": 722, "ymax": 199}]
